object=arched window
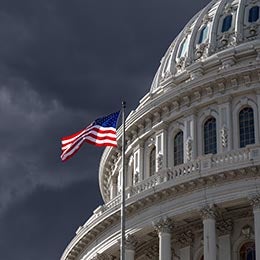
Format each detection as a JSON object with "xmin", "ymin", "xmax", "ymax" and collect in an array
[
  {"xmin": 178, "ymin": 38, "xmax": 188, "ymax": 58},
  {"xmin": 249, "ymin": 6, "xmax": 259, "ymax": 23},
  {"xmin": 222, "ymin": 14, "xmax": 233, "ymax": 32},
  {"xmin": 240, "ymin": 242, "xmax": 256, "ymax": 260},
  {"xmin": 198, "ymin": 26, "xmax": 208, "ymax": 44},
  {"xmin": 174, "ymin": 131, "xmax": 184, "ymax": 166},
  {"xmin": 204, "ymin": 117, "xmax": 217, "ymax": 154},
  {"xmin": 239, "ymin": 107, "xmax": 255, "ymax": 148},
  {"xmin": 150, "ymin": 146, "xmax": 156, "ymax": 176}
]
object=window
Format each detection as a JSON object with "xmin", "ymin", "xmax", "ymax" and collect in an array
[
  {"xmin": 150, "ymin": 146, "xmax": 156, "ymax": 176},
  {"xmin": 204, "ymin": 117, "xmax": 217, "ymax": 154},
  {"xmin": 174, "ymin": 131, "xmax": 184, "ymax": 166},
  {"xmin": 239, "ymin": 107, "xmax": 255, "ymax": 148},
  {"xmin": 249, "ymin": 6, "xmax": 259, "ymax": 23},
  {"xmin": 240, "ymin": 242, "xmax": 255, "ymax": 260},
  {"xmin": 198, "ymin": 26, "xmax": 208, "ymax": 44},
  {"xmin": 222, "ymin": 15, "xmax": 233, "ymax": 32},
  {"xmin": 178, "ymin": 38, "xmax": 188, "ymax": 58}
]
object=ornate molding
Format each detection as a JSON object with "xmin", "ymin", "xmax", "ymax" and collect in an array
[
  {"xmin": 154, "ymin": 217, "xmax": 174, "ymax": 234},
  {"xmin": 249, "ymin": 194, "xmax": 260, "ymax": 210},
  {"xmin": 200, "ymin": 205, "xmax": 217, "ymax": 220},
  {"xmin": 175, "ymin": 230, "xmax": 194, "ymax": 248},
  {"xmin": 217, "ymin": 219, "xmax": 233, "ymax": 236},
  {"xmin": 125, "ymin": 234, "xmax": 138, "ymax": 250},
  {"xmin": 220, "ymin": 126, "xmax": 228, "ymax": 148},
  {"xmin": 185, "ymin": 137, "xmax": 192, "ymax": 161},
  {"xmin": 91, "ymin": 253, "xmax": 113, "ymax": 260},
  {"xmin": 144, "ymin": 244, "xmax": 159, "ymax": 259}
]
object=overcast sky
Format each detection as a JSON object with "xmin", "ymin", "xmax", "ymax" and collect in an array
[{"xmin": 0, "ymin": 0, "xmax": 211, "ymax": 259}]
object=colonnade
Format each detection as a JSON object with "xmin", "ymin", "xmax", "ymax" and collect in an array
[{"xmin": 121, "ymin": 196, "xmax": 260, "ymax": 260}]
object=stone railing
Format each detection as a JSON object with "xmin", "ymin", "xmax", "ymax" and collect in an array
[{"xmin": 86, "ymin": 145, "xmax": 260, "ymax": 226}]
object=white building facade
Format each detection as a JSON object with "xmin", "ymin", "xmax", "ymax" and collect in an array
[{"xmin": 61, "ymin": 0, "xmax": 260, "ymax": 259}]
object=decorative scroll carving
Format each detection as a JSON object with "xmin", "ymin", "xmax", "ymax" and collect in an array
[
  {"xmin": 185, "ymin": 137, "xmax": 192, "ymax": 161},
  {"xmin": 217, "ymin": 219, "xmax": 233, "ymax": 236},
  {"xmin": 176, "ymin": 230, "xmax": 194, "ymax": 248},
  {"xmin": 220, "ymin": 126, "xmax": 228, "ymax": 148},
  {"xmin": 125, "ymin": 234, "xmax": 138, "ymax": 250},
  {"xmin": 157, "ymin": 153, "xmax": 163, "ymax": 171},
  {"xmin": 200, "ymin": 205, "xmax": 217, "ymax": 220},
  {"xmin": 154, "ymin": 217, "xmax": 174, "ymax": 233}
]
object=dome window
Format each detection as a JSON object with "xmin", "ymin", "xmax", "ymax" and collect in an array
[
  {"xmin": 177, "ymin": 38, "xmax": 188, "ymax": 58},
  {"xmin": 174, "ymin": 131, "xmax": 184, "ymax": 166},
  {"xmin": 198, "ymin": 26, "xmax": 208, "ymax": 44},
  {"xmin": 204, "ymin": 117, "xmax": 217, "ymax": 155},
  {"xmin": 221, "ymin": 14, "xmax": 233, "ymax": 32},
  {"xmin": 248, "ymin": 6, "xmax": 259, "ymax": 23},
  {"xmin": 239, "ymin": 107, "xmax": 255, "ymax": 148},
  {"xmin": 149, "ymin": 146, "xmax": 156, "ymax": 176},
  {"xmin": 239, "ymin": 242, "xmax": 255, "ymax": 260}
]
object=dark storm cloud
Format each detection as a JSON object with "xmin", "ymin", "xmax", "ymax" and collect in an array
[
  {"xmin": 0, "ymin": 181, "xmax": 103, "ymax": 260},
  {"xmin": 0, "ymin": 0, "xmax": 211, "ymax": 259}
]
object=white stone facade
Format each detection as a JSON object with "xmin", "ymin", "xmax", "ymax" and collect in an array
[{"xmin": 61, "ymin": 0, "xmax": 260, "ymax": 259}]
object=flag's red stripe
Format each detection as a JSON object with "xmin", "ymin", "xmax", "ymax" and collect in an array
[{"xmin": 61, "ymin": 128, "xmax": 116, "ymax": 148}]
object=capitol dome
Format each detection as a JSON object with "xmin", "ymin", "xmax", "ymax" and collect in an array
[{"xmin": 61, "ymin": 0, "xmax": 260, "ymax": 259}]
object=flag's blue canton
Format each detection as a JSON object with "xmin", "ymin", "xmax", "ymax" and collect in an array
[{"xmin": 94, "ymin": 111, "xmax": 120, "ymax": 128}]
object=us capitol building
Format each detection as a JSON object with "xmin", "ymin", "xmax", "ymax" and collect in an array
[{"xmin": 61, "ymin": 0, "xmax": 260, "ymax": 259}]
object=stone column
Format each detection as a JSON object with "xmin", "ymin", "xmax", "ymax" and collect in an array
[
  {"xmin": 125, "ymin": 234, "xmax": 138, "ymax": 260},
  {"xmin": 176, "ymin": 230, "xmax": 194, "ymax": 260},
  {"xmin": 217, "ymin": 219, "xmax": 233, "ymax": 260},
  {"xmin": 154, "ymin": 218, "xmax": 173, "ymax": 260},
  {"xmin": 200, "ymin": 206, "xmax": 217, "ymax": 260},
  {"xmin": 250, "ymin": 195, "xmax": 260, "ymax": 260}
]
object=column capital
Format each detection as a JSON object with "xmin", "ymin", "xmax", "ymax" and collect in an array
[
  {"xmin": 200, "ymin": 205, "xmax": 217, "ymax": 220},
  {"xmin": 217, "ymin": 219, "xmax": 233, "ymax": 236},
  {"xmin": 249, "ymin": 194, "xmax": 260, "ymax": 210},
  {"xmin": 125, "ymin": 234, "xmax": 138, "ymax": 250},
  {"xmin": 153, "ymin": 217, "xmax": 174, "ymax": 233}
]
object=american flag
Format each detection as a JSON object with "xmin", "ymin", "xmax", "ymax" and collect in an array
[{"xmin": 60, "ymin": 111, "xmax": 120, "ymax": 162}]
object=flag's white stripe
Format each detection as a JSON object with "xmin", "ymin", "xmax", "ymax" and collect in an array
[
  {"xmin": 61, "ymin": 136, "xmax": 117, "ymax": 161},
  {"xmin": 61, "ymin": 139, "xmax": 85, "ymax": 160},
  {"xmin": 61, "ymin": 125, "xmax": 116, "ymax": 145},
  {"xmin": 61, "ymin": 131, "xmax": 117, "ymax": 151},
  {"xmin": 84, "ymin": 135, "xmax": 117, "ymax": 145},
  {"xmin": 61, "ymin": 130, "xmax": 116, "ymax": 150}
]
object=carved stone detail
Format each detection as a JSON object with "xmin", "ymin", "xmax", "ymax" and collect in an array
[
  {"xmin": 91, "ymin": 253, "xmax": 110, "ymax": 260},
  {"xmin": 217, "ymin": 219, "xmax": 233, "ymax": 236},
  {"xmin": 144, "ymin": 244, "xmax": 159, "ymax": 259},
  {"xmin": 220, "ymin": 126, "xmax": 228, "ymax": 148},
  {"xmin": 154, "ymin": 217, "xmax": 174, "ymax": 233},
  {"xmin": 186, "ymin": 137, "xmax": 192, "ymax": 161},
  {"xmin": 200, "ymin": 205, "xmax": 217, "ymax": 220},
  {"xmin": 176, "ymin": 230, "xmax": 194, "ymax": 248},
  {"xmin": 157, "ymin": 153, "xmax": 163, "ymax": 171},
  {"xmin": 250, "ymin": 195, "xmax": 260, "ymax": 210},
  {"xmin": 125, "ymin": 234, "xmax": 138, "ymax": 250}
]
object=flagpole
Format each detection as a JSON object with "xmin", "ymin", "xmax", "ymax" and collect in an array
[{"xmin": 120, "ymin": 101, "xmax": 126, "ymax": 260}]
